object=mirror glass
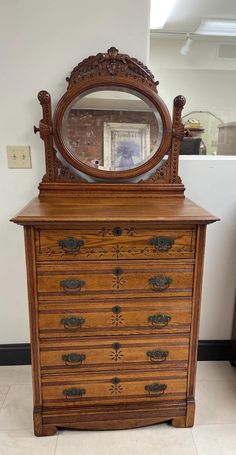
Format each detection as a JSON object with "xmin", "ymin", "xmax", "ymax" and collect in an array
[
  {"xmin": 181, "ymin": 111, "xmax": 224, "ymax": 156},
  {"xmin": 61, "ymin": 89, "xmax": 163, "ymax": 171}
]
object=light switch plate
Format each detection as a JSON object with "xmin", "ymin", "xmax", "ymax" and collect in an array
[{"xmin": 7, "ymin": 146, "xmax": 32, "ymax": 169}]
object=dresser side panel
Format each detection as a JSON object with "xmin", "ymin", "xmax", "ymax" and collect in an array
[
  {"xmin": 24, "ymin": 226, "xmax": 43, "ymax": 436},
  {"xmin": 186, "ymin": 224, "xmax": 206, "ymax": 426}
]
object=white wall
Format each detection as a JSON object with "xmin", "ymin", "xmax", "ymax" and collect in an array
[
  {"xmin": 1, "ymin": 4, "xmax": 235, "ymax": 343},
  {"xmin": 150, "ymin": 37, "xmax": 236, "ymax": 339},
  {"xmin": 0, "ymin": 0, "xmax": 150, "ymax": 343},
  {"xmin": 150, "ymin": 38, "xmax": 236, "ymax": 123},
  {"xmin": 180, "ymin": 157, "xmax": 236, "ymax": 339}
]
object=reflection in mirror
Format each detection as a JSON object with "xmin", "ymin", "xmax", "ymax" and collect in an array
[
  {"xmin": 62, "ymin": 89, "xmax": 163, "ymax": 171},
  {"xmin": 181, "ymin": 111, "xmax": 223, "ymax": 156}
]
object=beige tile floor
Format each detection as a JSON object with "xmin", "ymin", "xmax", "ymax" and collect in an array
[{"xmin": 0, "ymin": 362, "xmax": 236, "ymax": 454}]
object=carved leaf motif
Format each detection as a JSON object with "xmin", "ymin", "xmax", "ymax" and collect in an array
[
  {"xmin": 125, "ymin": 227, "xmax": 137, "ymax": 236},
  {"xmin": 66, "ymin": 47, "xmax": 158, "ymax": 92},
  {"xmin": 138, "ymin": 161, "xmax": 169, "ymax": 183},
  {"xmin": 110, "ymin": 349, "xmax": 123, "ymax": 362},
  {"xmin": 173, "ymin": 125, "xmax": 185, "ymax": 141},
  {"xmin": 111, "ymin": 313, "xmax": 124, "ymax": 326},
  {"xmin": 98, "ymin": 227, "xmax": 112, "ymax": 237},
  {"xmin": 38, "ymin": 90, "xmax": 51, "ymax": 105},
  {"xmin": 112, "ymin": 245, "xmax": 124, "ymax": 259},
  {"xmin": 112, "ymin": 276, "xmax": 126, "ymax": 289},
  {"xmin": 109, "ymin": 384, "xmax": 123, "ymax": 395},
  {"xmin": 56, "ymin": 157, "xmax": 86, "ymax": 182},
  {"xmin": 174, "ymin": 95, "xmax": 186, "ymax": 108}
]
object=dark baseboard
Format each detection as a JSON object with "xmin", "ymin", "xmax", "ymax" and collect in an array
[
  {"xmin": 0, "ymin": 340, "xmax": 232, "ymax": 365},
  {"xmin": 0, "ymin": 343, "xmax": 31, "ymax": 365},
  {"xmin": 198, "ymin": 340, "xmax": 231, "ymax": 361}
]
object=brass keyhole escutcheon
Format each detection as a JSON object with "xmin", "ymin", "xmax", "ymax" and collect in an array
[{"xmin": 112, "ymin": 227, "xmax": 123, "ymax": 236}]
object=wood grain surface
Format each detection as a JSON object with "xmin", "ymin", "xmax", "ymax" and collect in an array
[
  {"xmin": 38, "ymin": 297, "xmax": 192, "ymax": 338},
  {"xmin": 39, "ymin": 335, "xmax": 189, "ymax": 371},
  {"xmin": 37, "ymin": 260, "xmax": 194, "ymax": 300},
  {"xmin": 35, "ymin": 226, "xmax": 196, "ymax": 261},
  {"xmin": 11, "ymin": 197, "xmax": 218, "ymax": 225},
  {"xmin": 41, "ymin": 369, "xmax": 187, "ymax": 408}
]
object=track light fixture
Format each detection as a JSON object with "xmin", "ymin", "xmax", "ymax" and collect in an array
[{"xmin": 180, "ymin": 34, "xmax": 193, "ymax": 56}]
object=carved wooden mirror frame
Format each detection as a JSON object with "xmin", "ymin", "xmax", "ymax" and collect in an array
[{"xmin": 34, "ymin": 47, "xmax": 186, "ymax": 194}]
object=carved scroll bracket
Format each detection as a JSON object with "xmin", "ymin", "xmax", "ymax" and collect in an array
[
  {"xmin": 55, "ymin": 157, "xmax": 86, "ymax": 182},
  {"xmin": 138, "ymin": 161, "xmax": 169, "ymax": 183}
]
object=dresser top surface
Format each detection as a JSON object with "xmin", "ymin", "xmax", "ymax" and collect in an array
[{"xmin": 11, "ymin": 196, "xmax": 218, "ymax": 226}]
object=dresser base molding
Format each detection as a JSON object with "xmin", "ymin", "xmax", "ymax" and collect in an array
[
  {"xmin": 34, "ymin": 400, "xmax": 192, "ymax": 435},
  {"xmin": 38, "ymin": 418, "xmax": 182, "ymax": 436}
]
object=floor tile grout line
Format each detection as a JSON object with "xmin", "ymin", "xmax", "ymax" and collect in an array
[
  {"xmin": 195, "ymin": 422, "xmax": 236, "ymax": 426},
  {"xmin": 53, "ymin": 434, "xmax": 59, "ymax": 455},
  {"xmin": 194, "ymin": 423, "xmax": 236, "ymax": 427},
  {"xmin": 0, "ymin": 383, "xmax": 32, "ymax": 387},
  {"xmin": 196, "ymin": 379, "xmax": 236, "ymax": 383},
  {"xmin": 0, "ymin": 428, "xmax": 33, "ymax": 432},
  {"xmin": 196, "ymin": 378, "xmax": 236, "ymax": 382},
  {"xmin": 190, "ymin": 428, "xmax": 199, "ymax": 455},
  {"xmin": 0, "ymin": 385, "xmax": 11, "ymax": 410}
]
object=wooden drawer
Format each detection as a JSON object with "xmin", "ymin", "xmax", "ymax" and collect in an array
[
  {"xmin": 37, "ymin": 261, "xmax": 194, "ymax": 301},
  {"xmin": 42, "ymin": 370, "xmax": 187, "ymax": 408},
  {"xmin": 35, "ymin": 226, "xmax": 196, "ymax": 261},
  {"xmin": 39, "ymin": 298, "xmax": 192, "ymax": 338},
  {"xmin": 40, "ymin": 336, "xmax": 189, "ymax": 372}
]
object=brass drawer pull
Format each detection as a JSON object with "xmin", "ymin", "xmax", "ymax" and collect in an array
[
  {"xmin": 145, "ymin": 383, "xmax": 167, "ymax": 396},
  {"xmin": 59, "ymin": 237, "xmax": 84, "ymax": 254},
  {"xmin": 60, "ymin": 279, "xmax": 85, "ymax": 292},
  {"xmin": 62, "ymin": 353, "xmax": 86, "ymax": 366},
  {"xmin": 148, "ymin": 313, "xmax": 171, "ymax": 328},
  {"xmin": 63, "ymin": 387, "xmax": 86, "ymax": 400},
  {"xmin": 149, "ymin": 236, "xmax": 175, "ymax": 252},
  {"xmin": 61, "ymin": 316, "xmax": 85, "ymax": 330},
  {"xmin": 146, "ymin": 350, "xmax": 169, "ymax": 363},
  {"xmin": 149, "ymin": 275, "xmax": 172, "ymax": 292}
]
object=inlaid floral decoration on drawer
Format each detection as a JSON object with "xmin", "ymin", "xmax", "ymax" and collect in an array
[{"xmin": 35, "ymin": 227, "xmax": 196, "ymax": 260}]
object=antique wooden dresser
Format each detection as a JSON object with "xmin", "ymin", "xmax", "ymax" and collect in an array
[{"xmin": 12, "ymin": 47, "xmax": 218, "ymax": 436}]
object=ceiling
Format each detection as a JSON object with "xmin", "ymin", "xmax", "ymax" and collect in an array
[{"xmin": 153, "ymin": 0, "xmax": 236, "ymax": 34}]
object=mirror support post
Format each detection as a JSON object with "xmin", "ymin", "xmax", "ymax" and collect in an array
[
  {"xmin": 170, "ymin": 95, "xmax": 186, "ymax": 183},
  {"xmin": 35, "ymin": 90, "xmax": 56, "ymax": 182}
]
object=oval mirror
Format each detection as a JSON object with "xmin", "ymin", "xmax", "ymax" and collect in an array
[{"xmin": 61, "ymin": 88, "xmax": 164, "ymax": 173}]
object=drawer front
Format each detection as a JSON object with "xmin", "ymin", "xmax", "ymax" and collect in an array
[
  {"xmin": 42, "ymin": 370, "xmax": 187, "ymax": 408},
  {"xmin": 39, "ymin": 298, "xmax": 192, "ymax": 338},
  {"xmin": 40, "ymin": 336, "xmax": 189, "ymax": 372},
  {"xmin": 37, "ymin": 261, "xmax": 194, "ymax": 301},
  {"xmin": 35, "ymin": 226, "xmax": 196, "ymax": 261}
]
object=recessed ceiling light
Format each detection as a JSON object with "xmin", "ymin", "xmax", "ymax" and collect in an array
[
  {"xmin": 196, "ymin": 19, "xmax": 236, "ymax": 36},
  {"xmin": 150, "ymin": 0, "xmax": 177, "ymax": 29}
]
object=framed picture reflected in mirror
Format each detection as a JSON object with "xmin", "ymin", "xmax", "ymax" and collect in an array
[{"xmin": 103, "ymin": 122, "xmax": 150, "ymax": 171}]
